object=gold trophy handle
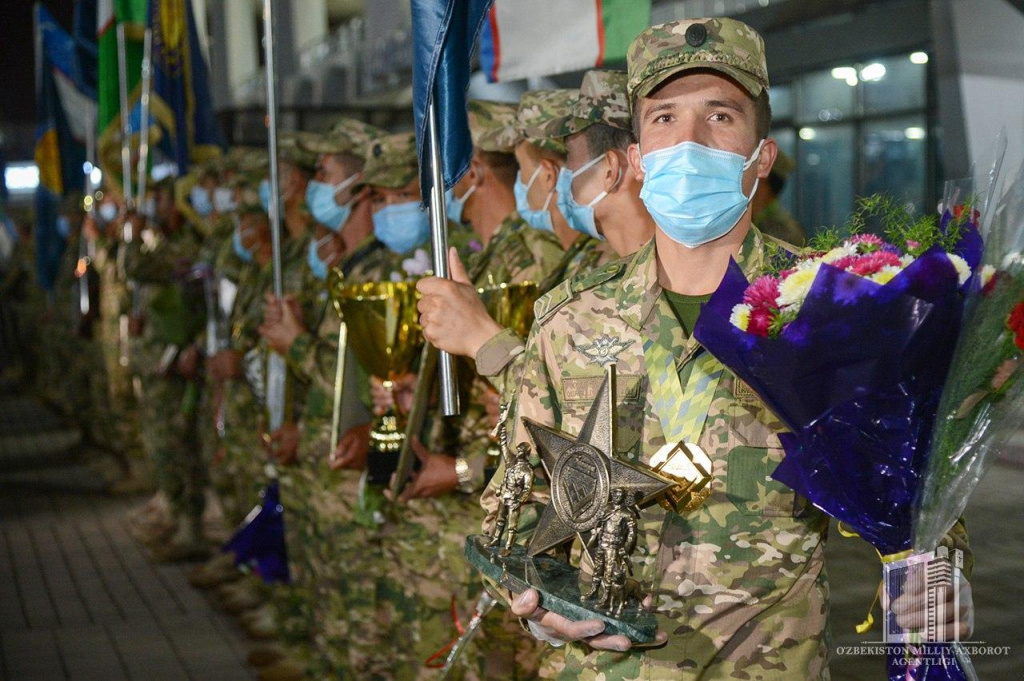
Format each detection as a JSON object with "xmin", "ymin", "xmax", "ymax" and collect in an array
[
  {"xmin": 391, "ymin": 343, "xmax": 438, "ymax": 498},
  {"xmin": 329, "ymin": 321, "xmax": 348, "ymax": 453}
]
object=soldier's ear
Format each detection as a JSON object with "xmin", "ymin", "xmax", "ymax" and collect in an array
[
  {"xmin": 540, "ymin": 158, "xmax": 560, "ymax": 190},
  {"xmin": 604, "ymin": 150, "xmax": 626, "ymax": 194},
  {"xmin": 627, "ymin": 143, "xmax": 645, "ymax": 182}
]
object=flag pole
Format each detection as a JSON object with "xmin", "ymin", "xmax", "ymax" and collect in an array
[
  {"xmin": 262, "ymin": 0, "xmax": 286, "ymax": 433},
  {"xmin": 426, "ymin": 97, "xmax": 460, "ymax": 416},
  {"xmin": 115, "ymin": 22, "xmax": 134, "ymax": 212},
  {"xmin": 136, "ymin": 28, "xmax": 153, "ymax": 205}
]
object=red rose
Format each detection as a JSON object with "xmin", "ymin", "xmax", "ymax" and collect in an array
[{"xmin": 1008, "ymin": 302, "xmax": 1024, "ymax": 351}]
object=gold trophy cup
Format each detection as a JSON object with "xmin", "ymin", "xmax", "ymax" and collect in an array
[
  {"xmin": 478, "ymin": 282, "xmax": 540, "ymax": 470},
  {"xmin": 329, "ymin": 275, "xmax": 424, "ymax": 485}
]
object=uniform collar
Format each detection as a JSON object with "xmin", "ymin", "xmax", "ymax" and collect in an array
[{"xmin": 618, "ymin": 226, "xmax": 767, "ymax": 334}]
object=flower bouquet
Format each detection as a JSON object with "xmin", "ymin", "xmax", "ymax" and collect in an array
[
  {"xmin": 694, "ymin": 192, "xmax": 987, "ymax": 680},
  {"xmin": 916, "ymin": 161, "xmax": 1024, "ymax": 553}
]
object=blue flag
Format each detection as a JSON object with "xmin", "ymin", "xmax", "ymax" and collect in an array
[
  {"xmin": 148, "ymin": 0, "xmax": 225, "ymax": 173},
  {"xmin": 35, "ymin": 6, "xmax": 91, "ymax": 291},
  {"xmin": 411, "ymin": 0, "xmax": 494, "ymax": 197},
  {"xmin": 223, "ymin": 482, "xmax": 290, "ymax": 584}
]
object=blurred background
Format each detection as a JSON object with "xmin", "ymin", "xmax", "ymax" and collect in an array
[{"xmin": 2, "ymin": 0, "xmax": 1023, "ymax": 234}]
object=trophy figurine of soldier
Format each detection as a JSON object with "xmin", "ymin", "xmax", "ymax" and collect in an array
[{"xmin": 466, "ymin": 365, "xmax": 711, "ymax": 642}]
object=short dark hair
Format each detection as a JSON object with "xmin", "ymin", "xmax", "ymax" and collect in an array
[
  {"xmin": 582, "ymin": 123, "xmax": 636, "ymax": 157},
  {"xmin": 479, "ymin": 150, "xmax": 519, "ymax": 187}
]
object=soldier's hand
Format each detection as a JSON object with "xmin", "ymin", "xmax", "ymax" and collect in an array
[
  {"xmin": 267, "ymin": 423, "xmax": 301, "ymax": 466},
  {"xmin": 177, "ymin": 344, "xmax": 201, "ymax": 379},
  {"xmin": 259, "ymin": 294, "xmax": 306, "ymax": 355},
  {"xmin": 891, "ymin": 570, "xmax": 973, "ymax": 641},
  {"xmin": 329, "ymin": 423, "xmax": 371, "ymax": 470},
  {"xmin": 511, "ymin": 589, "xmax": 667, "ymax": 652},
  {"xmin": 369, "ymin": 373, "xmax": 417, "ymax": 416},
  {"xmin": 416, "ymin": 247, "xmax": 504, "ymax": 359},
  {"xmin": 393, "ymin": 438, "xmax": 458, "ymax": 503},
  {"xmin": 263, "ymin": 293, "xmax": 284, "ymax": 326},
  {"xmin": 208, "ymin": 349, "xmax": 242, "ymax": 380}
]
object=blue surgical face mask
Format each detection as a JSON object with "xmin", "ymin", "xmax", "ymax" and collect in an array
[
  {"xmin": 306, "ymin": 233, "xmax": 333, "ymax": 280},
  {"xmin": 556, "ymin": 154, "xmax": 617, "ymax": 240},
  {"xmin": 514, "ymin": 167, "xmax": 555, "ymax": 232},
  {"xmin": 306, "ymin": 173, "xmax": 359, "ymax": 231},
  {"xmin": 98, "ymin": 202, "xmax": 118, "ymax": 223},
  {"xmin": 232, "ymin": 219, "xmax": 255, "ymax": 263},
  {"xmin": 639, "ymin": 139, "xmax": 764, "ymax": 248},
  {"xmin": 445, "ymin": 183, "xmax": 476, "ymax": 225},
  {"xmin": 56, "ymin": 216, "xmax": 71, "ymax": 239},
  {"xmin": 191, "ymin": 186, "xmax": 214, "ymax": 217},
  {"xmin": 213, "ymin": 186, "xmax": 237, "ymax": 213},
  {"xmin": 259, "ymin": 179, "xmax": 272, "ymax": 214},
  {"xmin": 373, "ymin": 202, "xmax": 430, "ymax": 255}
]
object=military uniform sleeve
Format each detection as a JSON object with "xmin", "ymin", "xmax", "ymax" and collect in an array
[{"xmin": 475, "ymin": 328, "xmax": 527, "ymax": 394}]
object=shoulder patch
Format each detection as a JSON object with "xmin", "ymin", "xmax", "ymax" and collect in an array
[
  {"xmin": 534, "ymin": 279, "xmax": 572, "ymax": 324},
  {"xmin": 571, "ymin": 261, "xmax": 625, "ymax": 294}
]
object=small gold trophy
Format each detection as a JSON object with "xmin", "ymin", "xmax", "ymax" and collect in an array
[{"xmin": 329, "ymin": 275, "xmax": 424, "ymax": 485}]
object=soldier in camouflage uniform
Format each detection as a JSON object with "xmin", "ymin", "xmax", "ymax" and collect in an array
[
  {"xmin": 253, "ymin": 118, "xmax": 383, "ymax": 678},
  {"xmin": 124, "ymin": 179, "xmax": 209, "ymax": 561},
  {"xmin": 481, "ymin": 18, "xmax": 974, "ymax": 679},
  {"xmin": 752, "ymin": 149, "xmax": 807, "ymax": 246},
  {"xmin": 420, "ymin": 72, "xmax": 657, "ymax": 403}
]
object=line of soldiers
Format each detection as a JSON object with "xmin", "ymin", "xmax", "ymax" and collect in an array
[{"xmin": 10, "ymin": 14, "xmax": 976, "ymax": 681}]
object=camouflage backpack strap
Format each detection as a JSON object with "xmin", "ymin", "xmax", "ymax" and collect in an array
[{"xmin": 533, "ymin": 261, "xmax": 624, "ymax": 325}]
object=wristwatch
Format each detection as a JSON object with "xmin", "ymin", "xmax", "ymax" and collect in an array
[{"xmin": 454, "ymin": 456, "xmax": 474, "ymax": 493}]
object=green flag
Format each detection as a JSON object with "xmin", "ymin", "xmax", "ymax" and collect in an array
[{"xmin": 97, "ymin": 0, "xmax": 148, "ymax": 189}]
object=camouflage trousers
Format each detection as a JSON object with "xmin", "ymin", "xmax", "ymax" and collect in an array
[
  {"xmin": 136, "ymin": 371, "xmax": 207, "ymax": 521},
  {"xmin": 218, "ymin": 379, "xmax": 267, "ymax": 528},
  {"xmin": 384, "ymin": 493, "xmax": 545, "ymax": 680}
]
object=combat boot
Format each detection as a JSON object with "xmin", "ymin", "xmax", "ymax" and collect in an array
[
  {"xmin": 241, "ymin": 605, "xmax": 280, "ymax": 640},
  {"xmin": 257, "ymin": 657, "xmax": 307, "ymax": 681},
  {"xmin": 148, "ymin": 516, "xmax": 210, "ymax": 563},
  {"xmin": 188, "ymin": 551, "xmax": 241, "ymax": 589},
  {"xmin": 247, "ymin": 643, "xmax": 287, "ymax": 668}
]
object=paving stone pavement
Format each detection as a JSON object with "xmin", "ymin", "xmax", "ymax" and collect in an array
[{"xmin": 0, "ymin": 397, "xmax": 256, "ymax": 681}]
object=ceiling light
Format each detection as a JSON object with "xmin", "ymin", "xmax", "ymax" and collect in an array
[
  {"xmin": 799, "ymin": 127, "xmax": 817, "ymax": 141},
  {"xmin": 859, "ymin": 63, "xmax": 887, "ymax": 82},
  {"xmin": 910, "ymin": 52, "xmax": 929, "ymax": 65}
]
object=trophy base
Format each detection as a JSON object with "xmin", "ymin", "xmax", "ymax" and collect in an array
[
  {"xmin": 465, "ymin": 535, "xmax": 657, "ymax": 643},
  {"xmin": 366, "ymin": 449, "xmax": 401, "ymax": 486}
]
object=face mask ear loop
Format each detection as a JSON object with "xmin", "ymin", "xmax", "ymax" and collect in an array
[
  {"xmin": 333, "ymin": 172, "xmax": 361, "ymax": 196},
  {"xmin": 541, "ymin": 189, "xmax": 554, "ymax": 212},
  {"xmin": 456, "ymin": 183, "xmax": 477, "ymax": 204},
  {"xmin": 524, "ymin": 165, "xmax": 543, "ymax": 192},
  {"xmin": 743, "ymin": 139, "xmax": 767, "ymax": 171}
]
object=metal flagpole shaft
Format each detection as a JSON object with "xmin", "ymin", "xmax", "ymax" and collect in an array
[
  {"xmin": 426, "ymin": 99, "xmax": 460, "ymax": 416},
  {"xmin": 115, "ymin": 23, "xmax": 134, "ymax": 210},
  {"xmin": 262, "ymin": 0, "xmax": 286, "ymax": 435},
  {"xmin": 329, "ymin": 322, "xmax": 348, "ymax": 452},
  {"xmin": 136, "ymin": 28, "xmax": 153, "ymax": 204},
  {"xmin": 263, "ymin": 0, "xmax": 284, "ymax": 299}
]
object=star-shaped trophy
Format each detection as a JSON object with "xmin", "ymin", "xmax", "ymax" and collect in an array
[{"xmin": 466, "ymin": 365, "xmax": 674, "ymax": 642}]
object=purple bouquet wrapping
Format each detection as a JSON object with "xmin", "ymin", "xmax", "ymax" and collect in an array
[
  {"xmin": 223, "ymin": 481, "xmax": 290, "ymax": 584},
  {"xmin": 694, "ymin": 213, "xmax": 982, "ymax": 680}
]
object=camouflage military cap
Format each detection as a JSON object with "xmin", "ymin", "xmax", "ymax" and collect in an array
[
  {"xmin": 517, "ymin": 89, "xmax": 576, "ymax": 155},
  {"xmin": 362, "ymin": 132, "xmax": 418, "ymax": 189},
  {"xmin": 566, "ymin": 70, "xmax": 631, "ymax": 135},
  {"xmin": 279, "ymin": 132, "xmax": 320, "ymax": 171},
  {"xmin": 298, "ymin": 118, "xmax": 384, "ymax": 158},
  {"xmin": 468, "ymin": 100, "xmax": 520, "ymax": 153},
  {"xmin": 627, "ymin": 18, "xmax": 769, "ymax": 107}
]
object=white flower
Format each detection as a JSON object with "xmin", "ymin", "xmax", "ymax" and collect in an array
[
  {"xmin": 900, "ymin": 254, "xmax": 916, "ymax": 268},
  {"xmin": 402, "ymin": 248, "xmax": 432, "ymax": 277},
  {"xmin": 1001, "ymin": 251, "xmax": 1023, "ymax": 270},
  {"xmin": 870, "ymin": 265, "xmax": 903, "ymax": 285},
  {"xmin": 946, "ymin": 253, "xmax": 971, "ymax": 286},
  {"xmin": 979, "ymin": 264, "xmax": 996, "ymax": 289},
  {"xmin": 821, "ymin": 245, "xmax": 857, "ymax": 263},
  {"xmin": 730, "ymin": 304, "xmax": 752, "ymax": 331},
  {"xmin": 777, "ymin": 261, "xmax": 822, "ymax": 309}
]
